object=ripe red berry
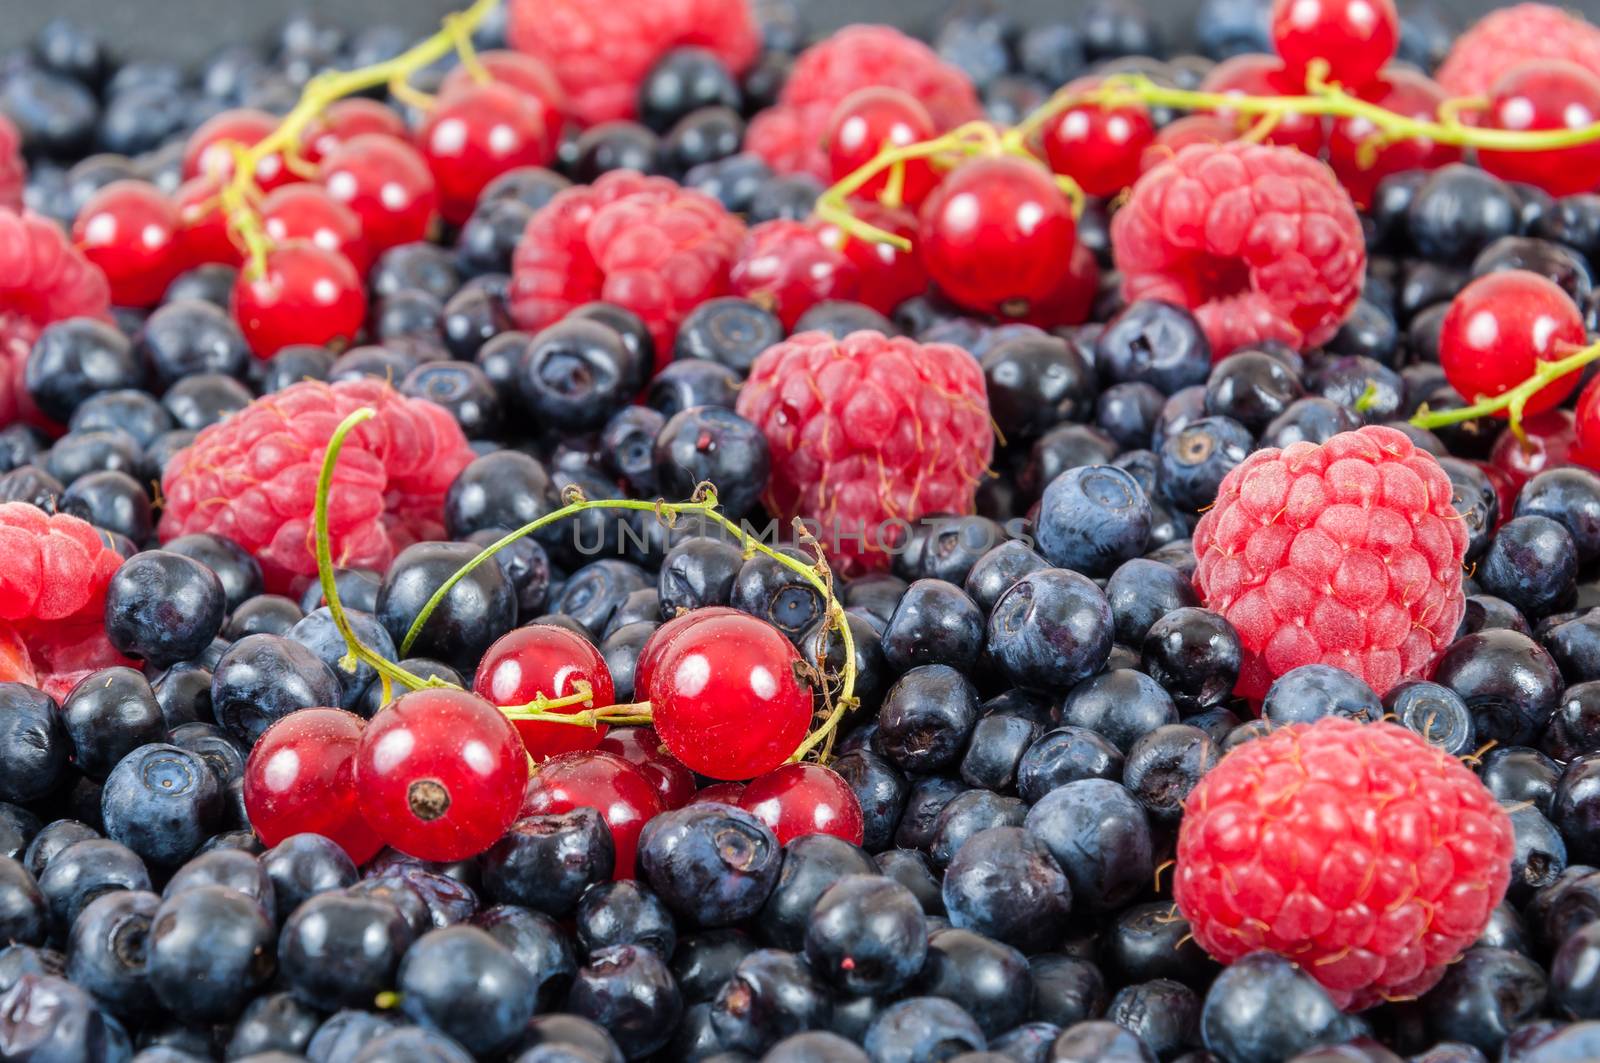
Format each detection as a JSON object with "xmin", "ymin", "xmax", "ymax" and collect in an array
[
  {"xmin": 1270, "ymin": 0, "xmax": 1399, "ymax": 90},
  {"xmin": 182, "ymin": 108, "xmax": 292, "ymax": 190},
  {"xmin": 633, "ymin": 606, "xmax": 741, "ymax": 702},
  {"xmin": 738, "ymin": 763, "xmax": 864, "ymax": 845},
  {"xmin": 1478, "ymin": 61, "xmax": 1600, "ymax": 197},
  {"xmin": 729, "ymin": 220, "xmax": 861, "ymax": 329},
  {"xmin": 643, "ymin": 612, "xmax": 814, "ymax": 781},
  {"xmin": 1176, "ymin": 717, "xmax": 1513, "ymax": 1010},
  {"xmin": 917, "ymin": 156, "xmax": 1077, "ymax": 318},
  {"xmin": 71, "ymin": 180, "xmax": 184, "ymax": 308},
  {"xmin": 1022, "ymin": 241, "xmax": 1101, "ymax": 329},
  {"xmin": 688, "ymin": 781, "xmax": 747, "ymax": 806},
  {"xmin": 814, "ymin": 203, "xmax": 927, "ymax": 316},
  {"xmin": 439, "ymin": 51, "xmax": 566, "ymax": 159},
  {"xmin": 1437, "ymin": 2, "xmax": 1600, "ymax": 99},
  {"xmin": 1490, "ymin": 409, "xmax": 1588, "ymax": 491},
  {"xmin": 1200, "ymin": 54, "xmax": 1328, "ymax": 157},
  {"xmin": 318, "ymin": 133, "xmax": 438, "ymax": 254},
  {"xmin": 260, "ymin": 183, "xmax": 370, "ymax": 275},
  {"xmin": 419, "ymin": 82, "xmax": 559, "ymax": 225},
  {"xmin": 473, "ymin": 623, "xmax": 615, "ymax": 762},
  {"xmin": 1438, "ymin": 270, "xmax": 1586, "ymax": 419},
  {"xmin": 520, "ymin": 750, "xmax": 662, "ymax": 878},
  {"xmin": 598, "ymin": 725, "xmax": 697, "ymax": 810},
  {"xmin": 231, "ymin": 241, "xmax": 366, "ymax": 357},
  {"xmin": 243, "ymin": 707, "xmax": 384, "ymax": 863},
  {"xmin": 1040, "ymin": 78, "xmax": 1155, "ymax": 198},
  {"xmin": 354, "ymin": 687, "xmax": 528, "ymax": 862},
  {"xmin": 174, "ymin": 177, "xmax": 239, "ymax": 267},
  {"xmin": 1328, "ymin": 68, "xmax": 1461, "ymax": 209},
  {"xmin": 825, "ymin": 87, "xmax": 940, "ymax": 207},
  {"xmin": 299, "ymin": 98, "xmax": 408, "ymax": 165}
]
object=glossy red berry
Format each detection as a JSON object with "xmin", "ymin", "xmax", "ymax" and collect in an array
[
  {"xmin": 688, "ymin": 781, "xmax": 747, "ymax": 806},
  {"xmin": 632, "ymin": 606, "xmax": 741, "ymax": 699},
  {"xmin": 1270, "ymin": 0, "xmax": 1399, "ymax": 90},
  {"xmin": 261, "ymin": 183, "xmax": 370, "ymax": 274},
  {"xmin": 182, "ymin": 108, "xmax": 292, "ymax": 190},
  {"xmin": 644, "ymin": 611, "xmax": 814, "ymax": 781},
  {"xmin": 243, "ymin": 707, "xmax": 384, "ymax": 863},
  {"xmin": 815, "ymin": 203, "xmax": 927, "ymax": 316},
  {"xmin": 1479, "ymin": 61, "xmax": 1600, "ymax": 197},
  {"xmin": 598, "ymin": 726, "xmax": 696, "ymax": 810},
  {"xmin": 1439, "ymin": 270, "xmax": 1586, "ymax": 419},
  {"xmin": 354, "ymin": 687, "xmax": 527, "ymax": 862},
  {"xmin": 520, "ymin": 750, "xmax": 662, "ymax": 877},
  {"xmin": 318, "ymin": 133, "xmax": 438, "ymax": 254},
  {"xmin": 738, "ymin": 763, "xmax": 864, "ymax": 845},
  {"xmin": 1040, "ymin": 78, "xmax": 1154, "ymax": 198},
  {"xmin": 440, "ymin": 51, "xmax": 567, "ymax": 160},
  {"xmin": 300, "ymin": 98, "xmax": 408, "ymax": 165},
  {"xmin": 1024, "ymin": 241, "xmax": 1101, "ymax": 329},
  {"xmin": 1490, "ymin": 409, "xmax": 1587, "ymax": 491},
  {"xmin": 730, "ymin": 220, "xmax": 860, "ymax": 329},
  {"xmin": 1200, "ymin": 54, "xmax": 1327, "ymax": 157},
  {"xmin": 231, "ymin": 241, "xmax": 366, "ymax": 357},
  {"xmin": 917, "ymin": 156, "xmax": 1077, "ymax": 317},
  {"xmin": 420, "ymin": 82, "xmax": 559, "ymax": 225},
  {"xmin": 474, "ymin": 623, "xmax": 615, "ymax": 762},
  {"xmin": 825, "ymin": 87, "xmax": 940, "ymax": 207},
  {"xmin": 174, "ymin": 177, "xmax": 239, "ymax": 267},
  {"xmin": 71, "ymin": 180, "xmax": 184, "ymax": 308},
  {"xmin": 1328, "ymin": 67, "xmax": 1461, "ymax": 208}
]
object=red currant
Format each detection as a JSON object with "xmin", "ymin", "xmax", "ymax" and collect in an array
[
  {"xmin": 439, "ymin": 51, "xmax": 567, "ymax": 160},
  {"xmin": 598, "ymin": 726, "xmax": 696, "ymax": 810},
  {"xmin": 633, "ymin": 606, "xmax": 741, "ymax": 699},
  {"xmin": 815, "ymin": 203, "xmax": 927, "ymax": 316},
  {"xmin": 688, "ymin": 781, "xmax": 747, "ymax": 806},
  {"xmin": 71, "ymin": 180, "xmax": 184, "ymax": 308},
  {"xmin": 1439, "ymin": 270, "xmax": 1586, "ymax": 419},
  {"xmin": 730, "ymin": 220, "xmax": 861, "ymax": 329},
  {"xmin": 519, "ymin": 750, "xmax": 662, "ymax": 878},
  {"xmin": 231, "ymin": 241, "xmax": 366, "ymax": 358},
  {"xmin": 1489, "ymin": 409, "xmax": 1586, "ymax": 490},
  {"xmin": 644, "ymin": 612, "xmax": 814, "ymax": 781},
  {"xmin": 917, "ymin": 156, "xmax": 1077, "ymax": 318},
  {"xmin": 1200, "ymin": 54, "xmax": 1327, "ymax": 157},
  {"xmin": 1023, "ymin": 241, "xmax": 1101, "ymax": 329},
  {"xmin": 1140, "ymin": 114, "xmax": 1236, "ymax": 174},
  {"xmin": 473, "ymin": 623, "xmax": 614, "ymax": 762},
  {"xmin": 1328, "ymin": 68, "xmax": 1460, "ymax": 209},
  {"xmin": 182, "ymin": 108, "xmax": 293, "ymax": 190},
  {"xmin": 420, "ymin": 82, "xmax": 559, "ymax": 226},
  {"xmin": 243, "ymin": 707, "xmax": 384, "ymax": 863},
  {"xmin": 353, "ymin": 687, "xmax": 527, "ymax": 862},
  {"xmin": 1479, "ymin": 61, "xmax": 1600, "ymax": 197},
  {"xmin": 738, "ymin": 762, "xmax": 864, "ymax": 845},
  {"xmin": 318, "ymin": 133, "xmax": 438, "ymax": 254},
  {"xmin": 1270, "ymin": 0, "xmax": 1399, "ymax": 90},
  {"xmin": 1575, "ymin": 378, "xmax": 1600, "ymax": 467},
  {"xmin": 300, "ymin": 98, "xmax": 408, "ymax": 165},
  {"xmin": 174, "ymin": 177, "xmax": 240, "ymax": 266},
  {"xmin": 261, "ymin": 183, "xmax": 371, "ymax": 274},
  {"xmin": 825, "ymin": 87, "xmax": 940, "ymax": 208},
  {"xmin": 1040, "ymin": 77, "xmax": 1154, "ymax": 198}
]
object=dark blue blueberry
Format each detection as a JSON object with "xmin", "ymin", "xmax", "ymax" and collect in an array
[
  {"xmin": 1458, "ymin": 594, "xmax": 1533, "ymax": 639},
  {"xmin": 399, "ymin": 361, "xmax": 501, "ymax": 440},
  {"xmin": 67, "ymin": 391, "xmax": 172, "ymax": 451},
  {"xmin": 135, "ymin": 299, "xmax": 250, "ymax": 390},
  {"xmin": 638, "ymin": 47, "xmax": 740, "ymax": 132},
  {"xmin": 1440, "ymin": 457, "xmax": 1500, "ymax": 563},
  {"xmin": 1473, "ymin": 234, "xmax": 1592, "ymax": 302},
  {"xmin": 1554, "ymin": 756, "xmax": 1600, "ymax": 866},
  {"xmin": 350, "ymin": 1024, "xmax": 474, "ymax": 1062},
  {"xmin": 482, "ymin": 809, "xmax": 614, "ymax": 918},
  {"xmin": 964, "ymin": 540, "xmax": 1049, "ymax": 615},
  {"xmin": 705, "ymin": 946, "xmax": 828, "ymax": 1054},
  {"xmin": 863, "ymin": 996, "xmax": 985, "ymax": 1062},
  {"xmin": 894, "ymin": 775, "xmax": 970, "ymax": 853},
  {"xmin": 638, "ymin": 804, "xmax": 780, "ymax": 928},
  {"xmin": 882, "ymin": 578, "xmax": 985, "ymax": 673},
  {"xmin": 1385, "ymin": 680, "xmax": 1475, "ymax": 756},
  {"xmin": 0, "ymin": 856, "xmax": 45, "ymax": 949},
  {"xmin": 261, "ymin": 833, "xmax": 357, "ymax": 925},
  {"xmin": 960, "ymin": 706, "xmax": 1043, "ymax": 794},
  {"xmin": 1504, "ymin": 803, "xmax": 1566, "ymax": 904},
  {"xmin": 0, "ymin": 684, "xmax": 67, "ymax": 806},
  {"xmin": 279, "ymin": 889, "xmax": 416, "ymax": 1011},
  {"xmin": 1052, "ymin": 1020, "xmax": 1160, "ymax": 1062},
  {"xmin": 445, "ymin": 450, "xmax": 558, "ymax": 540},
  {"xmin": 570, "ymin": 879, "xmax": 673, "ymax": 960},
  {"xmin": 0, "ymin": 805, "xmax": 37, "ymax": 866},
  {"xmin": 942, "ymin": 827, "xmax": 1070, "ymax": 955},
  {"xmin": 102, "ymin": 550, "xmax": 226, "ymax": 669},
  {"xmin": 1095, "ymin": 301, "xmax": 1212, "ymax": 395},
  {"xmin": 794, "ymin": 299, "xmax": 894, "ymax": 339},
  {"xmin": 555, "ymin": 559, "xmax": 650, "ymax": 639},
  {"xmin": 160, "ymin": 372, "xmax": 252, "ymax": 432},
  {"xmin": 648, "ymin": 358, "xmax": 741, "ymax": 419},
  {"xmin": 1204, "ymin": 350, "xmax": 1304, "ymax": 431},
  {"xmin": 1516, "ymin": 467, "xmax": 1600, "ymax": 565},
  {"xmin": 209, "ymin": 634, "xmax": 341, "ymax": 746},
  {"xmin": 396, "ymin": 925, "xmax": 536, "ymax": 1056},
  {"xmin": 1018, "ymin": 726, "xmax": 1124, "ymax": 804},
  {"xmin": 907, "ymin": 927, "xmax": 1027, "ymax": 1039},
  {"xmin": 1551, "ymin": 921, "xmax": 1600, "ymax": 1021},
  {"xmin": 307, "ymin": 1009, "xmax": 402, "ymax": 1063},
  {"xmin": 1123, "ymin": 723, "xmax": 1220, "ymax": 824},
  {"xmin": 1024, "ymin": 779, "xmax": 1152, "ymax": 912},
  {"xmin": 1036, "ymin": 466, "xmax": 1152, "ymax": 577},
  {"xmin": 1030, "ymin": 953, "xmax": 1107, "ymax": 1028},
  {"xmin": 224, "ymin": 990, "xmax": 323, "ymax": 1060},
  {"xmin": 1105, "ymin": 557, "xmax": 1200, "ymax": 646},
  {"xmin": 516, "ymin": 319, "xmax": 649, "ymax": 432},
  {"xmin": 1095, "ymin": 381, "xmax": 1165, "ymax": 450},
  {"xmin": 656, "ymin": 536, "xmax": 741, "ymax": 616},
  {"xmin": 1306, "ymin": 355, "xmax": 1404, "ymax": 425},
  {"xmin": 1481, "ymin": 746, "xmax": 1561, "ymax": 816},
  {"xmin": 287, "ymin": 606, "xmax": 396, "ymax": 711},
  {"xmin": 59, "ymin": 667, "xmax": 166, "ymax": 781},
  {"xmin": 1408, "ymin": 165, "xmax": 1520, "ymax": 263},
  {"xmin": 1061, "ymin": 670, "xmax": 1179, "ymax": 754},
  {"xmin": 831, "ymin": 748, "xmax": 908, "ymax": 854},
  {"xmin": 160, "ymin": 534, "xmax": 261, "ymax": 617},
  {"xmin": 59, "ymin": 468, "xmax": 150, "ymax": 541},
  {"xmin": 908, "ymin": 516, "xmax": 1009, "ymax": 586},
  {"xmin": 162, "ymin": 850, "xmax": 272, "ymax": 913},
  {"xmin": 653, "ymin": 405, "xmax": 769, "ymax": 516},
  {"xmin": 146, "ymin": 885, "xmax": 274, "ymax": 1022},
  {"xmin": 21, "ymin": 821, "xmax": 95, "ymax": 881},
  {"xmin": 1544, "ymin": 681, "xmax": 1600, "ymax": 761},
  {"xmin": 1480, "ymin": 516, "xmax": 1578, "ymax": 620},
  {"xmin": 684, "ymin": 152, "xmax": 773, "ymax": 215},
  {"xmin": 36, "ymin": 839, "xmax": 149, "ymax": 939},
  {"xmin": 1159, "ymin": 416, "xmax": 1253, "ymax": 513},
  {"xmin": 1201, "ymin": 952, "xmax": 1369, "ymax": 1063},
  {"xmin": 982, "ymin": 332, "xmax": 1098, "ymax": 442},
  {"xmin": 1420, "ymin": 948, "xmax": 1547, "ymax": 1057},
  {"xmin": 47, "ymin": 429, "xmax": 142, "ymax": 486},
  {"xmin": 928, "ymin": 790, "xmax": 1027, "ymax": 870},
  {"xmin": 101, "ymin": 744, "xmax": 222, "ymax": 868},
  {"xmin": 370, "ymin": 242, "xmax": 458, "ymax": 303},
  {"xmin": 376, "ymin": 541, "xmax": 516, "ymax": 673},
  {"xmin": 1107, "ymin": 902, "xmax": 1217, "ymax": 987},
  {"xmin": 0, "ymin": 974, "xmax": 126, "ymax": 1061},
  {"xmin": 1018, "ymin": 21, "xmax": 1087, "ymax": 83},
  {"xmin": 1024, "ymin": 424, "xmax": 1122, "ymax": 499},
  {"xmin": 749, "ymin": 172, "xmax": 825, "ymax": 224},
  {"xmin": 986, "ymin": 569, "xmax": 1113, "ymax": 691},
  {"xmin": 569, "ymin": 121, "xmax": 660, "ymax": 181},
  {"xmin": 1437, "ymin": 628, "xmax": 1565, "ymax": 748},
  {"xmin": 801, "ymin": 875, "xmax": 925, "ymax": 998},
  {"xmin": 1325, "ymin": 299, "xmax": 1400, "ymax": 367},
  {"xmin": 878, "ymin": 664, "xmax": 981, "ymax": 775},
  {"xmin": 757, "ymin": 833, "xmax": 876, "ymax": 951},
  {"xmin": 674, "ymin": 296, "xmax": 781, "ymax": 374},
  {"xmin": 1261, "ymin": 664, "xmax": 1382, "ymax": 725},
  {"xmin": 731, "ymin": 547, "xmax": 825, "ymax": 644},
  {"xmin": 1141, "ymin": 607, "xmax": 1242, "ymax": 712},
  {"xmin": 567, "ymin": 944, "xmax": 683, "ymax": 1058},
  {"xmin": 25, "ymin": 318, "xmax": 144, "ymax": 425}
]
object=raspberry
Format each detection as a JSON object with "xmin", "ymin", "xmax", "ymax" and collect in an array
[
  {"xmin": 729, "ymin": 220, "xmax": 860, "ymax": 329},
  {"xmin": 1111, "ymin": 141, "xmax": 1365, "ymax": 356},
  {"xmin": 748, "ymin": 25, "xmax": 982, "ymax": 178},
  {"xmin": 735, "ymin": 330, "xmax": 993, "ymax": 574},
  {"xmin": 1436, "ymin": 3, "xmax": 1600, "ymax": 98},
  {"xmin": 0, "ymin": 207, "xmax": 112, "ymax": 431},
  {"xmin": 508, "ymin": 171, "xmax": 746, "ymax": 368},
  {"xmin": 0, "ymin": 115, "xmax": 24, "ymax": 213},
  {"xmin": 158, "ymin": 379, "xmax": 475, "ymax": 596},
  {"xmin": 1192, "ymin": 426, "xmax": 1467, "ymax": 701},
  {"xmin": 506, "ymin": 0, "xmax": 761, "ymax": 127},
  {"xmin": 1175, "ymin": 717, "xmax": 1513, "ymax": 1011},
  {"xmin": 0, "ymin": 502, "xmax": 129, "ymax": 695}
]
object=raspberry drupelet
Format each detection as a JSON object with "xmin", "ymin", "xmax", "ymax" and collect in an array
[
  {"xmin": 1192, "ymin": 426, "xmax": 1468, "ymax": 701},
  {"xmin": 735, "ymin": 330, "xmax": 993, "ymax": 574},
  {"xmin": 1112, "ymin": 140, "xmax": 1366, "ymax": 356},
  {"xmin": 158, "ymin": 378, "xmax": 475, "ymax": 596},
  {"xmin": 1175, "ymin": 717, "xmax": 1514, "ymax": 1011}
]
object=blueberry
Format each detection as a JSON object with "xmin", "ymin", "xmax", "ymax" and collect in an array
[
  {"xmin": 1141, "ymin": 607, "xmax": 1242, "ymax": 711},
  {"xmin": 1408, "ymin": 165, "xmax": 1520, "ymax": 263},
  {"xmin": 1260, "ymin": 664, "xmax": 1382, "ymax": 725},
  {"xmin": 445, "ymin": 450, "xmax": 558, "ymax": 541},
  {"xmin": 661, "ymin": 104, "xmax": 745, "ymax": 176},
  {"xmin": 1122, "ymin": 723, "xmax": 1220, "ymax": 824},
  {"xmin": 674, "ymin": 297, "xmax": 782, "ymax": 374},
  {"xmin": 706, "ymin": 947, "xmax": 829, "ymax": 1053},
  {"xmin": 992, "ymin": 1022, "xmax": 1065, "ymax": 1063},
  {"xmin": 684, "ymin": 153, "xmax": 773, "ymax": 215},
  {"xmin": 224, "ymin": 991, "xmax": 323, "ymax": 1060},
  {"xmin": 750, "ymin": 173, "xmax": 825, "ymax": 224},
  {"xmin": 102, "ymin": 549, "xmax": 226, "ymax": 669},
  {"xmin": 0, "ymin": 684, "xmax": 67, "ymax": 805},
  {"xmin": 1025, "ymin": 779, "xmax": 1152, "ymax": 912},
  {"xmin": 570, "ymin": 120, "xmax": 660, "ymax": 181},
  {"xmin": 1516, "ymin": 468, "xmax": 1600, "ymax": 566},
  {"xmin": 796, "ymin": 874, "xmax": 925, "ymax": 998},
  {"xmin": 1258, "ymin": 396, "xmax": 1360, "ymax": 449},
  {"xmin": 1024, "ymin": 424, "xmax": 1122, "ymax": 498},
  {"xmin": 517, "ymin": 319, "xmax": 649, "ymax": 432},
  {"xmin": 1035, "ymin": 466, "xmax": 1152, "ymax": 577},
  {"xmin": 397, "ymin": 925, "xmax": 536, "ymax": 1056},
  {"xmin": 0, "ymin": 974, "xmax": 126, "ymax": 1061},
  {"xmin": 366, "ymin": 864, "xmax": 479, "ymax": 929},
  {"xmin": 1030, "ymin": 952, "xmax": 1107, "ymax": 1028},
  {"xmin": 938, "ymin": 827, "xmax": 1071, "ymax": 956},
  {"xmin": 1505, "ymin": 803, "xmax": 1567, "ymax": 903},
  {"xmin": 729, "ymin": 546, "xmax": 824, "ymax": 644},
  {"xmin": 21, "ymin": 821, "xmax": 96, "ymax": 881},
  {"xmin": 929, "ymin": 790, "xmax": 1027, "ymax": 870},
  {"xmin": 482, "ymin": 809, "xmax": 614, "ymax": 918},
  {"xmin": 1095, "ymin": 301, "xmax": 1212, "ymax": 395},
  {"xmin": 1093, "ymin": 381, "xmax": 1163, "ymax": 450},
  {"xmin": 878, "ymin": 665, "xmax": 981, "ymax": 775},
  {"xmin": 260, "ymin": 834, "xmax": 357, "ymax": 925},
  {"xmin": 1200, "ymin": 951, "xmax": 1369, "ymax": 1063},
  {"xmin": 100, "ymin": 743, "xmax": 222, "ymax": 868},
  {"xmin": 37, "ymin": 837, "xmax": 150, "ymax": 939},
  {"xmin": 1107, "ymin": 901, "xmax": 1217, "ymax": 987},
  {"xmin": 276, "ymin": 888, "xmax": 414, "ymax": 1011},
  {"xmin": 960, "ymin": 705, "xmax": 1042, "ymax": 793},
  {"xmin": 376, "ymin": 540, "xmax": 516, "ymax": 673},
  {"xmin": 1204, "ymin": 349, "xmax": 1304, "ymax": 431},
  {"xmin": 964, "ymin": 540, "xmax": 1049, "ymax": 615},
  {"xmin": 0, "ymin": 857, "xmax": 45, "ymax": 949},
  {"xmin": 1435, "ymin": 629, "xmax": 1563, "ymax": 746},
  {"xmin": 1105, "ymin": 557, "xmax": 1200, "ymax": 646},
  {"xmin": 982, "ymin": 334, "xmax": 1098, "ymax": 440},
  {"xmin": 638, "ymin": 804, "xmax": 780, "ymax": 928},
  {"xmin": 58, "ymin": 667, "xmax": 166, "ymax": 781},
  {"xmin": 757, "ymin": 833, "xmax": 877, "ymax": 951},
  {"xmin": 986, "ymin": 569, "xmax": 1114, "ymax": 691},
  {"xmin": 350, "ymin": 1025, "xmax": 474, "ymax": 1062},
  {"xmin": 864, "ymin": 996, "xmax": 986, "ymax": 1063},
  {"xmin": 766, "ymin": 1031, "xmax": 872, "ymax": 1063},
  {"xmin": 1017, "ymin": 727, "xmax": 1124, "ymax": 804},
  {"xmin": 638, "ymin": 47, "xmax": 740, "ymax": 132},
  {"xmin": 648, "ymin": 360, "xmax": 742, "ymax": 421},
  {"xmin": 881, "ymin": 578, "xmax": 985, "ymax": 672},
  {"xmin": 24, "ymin": 318, "xmax": 145, "ymax": 424},
  {"xmin": 1385, "ymin": 680, "xmax": 1476, "ymax": 756},
  {"xmin": 1479, "ymin": 516, "xmax": 1578, "ymax": 619},
  {"xmin": 1421, "ymin": 948, "xmax": 1547, "ymax": 1056},
  {"xmin": 567, "ymin": 944, "xmax": 683, "ymax": 1058},
  {"xmin": 146, "ymin": 884, "xmax": 274, "ymax": 1022},
  {"xmin": 68, "ymin": 390, "xmax": 173, "ymax": 451},
  {"xmin": 209, "ymin": 634, "xmax": 341, "ymax": 746},
  {"xmin": 830, "ymin": 748, "xmax": 907, "ymax": 854},
  {"xmin": 509, "ymin": 1014, "xmax": 623, "ymax": 1063},
  {"xmin": 1159, "ymin": 416, "xmax": 1253, "ymax": 513},
  {"xmin": 1061, "ymin": 669, "xmax": 1179, "ymax": 753},
  {"xmin": 1473, "ymin": 235, "xmax": 1593, "ymax": 302}
]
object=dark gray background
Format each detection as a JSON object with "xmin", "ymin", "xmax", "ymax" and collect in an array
[{"xmin": 0, "ymin": 0, "xmax": 1548, "ymax": 67}]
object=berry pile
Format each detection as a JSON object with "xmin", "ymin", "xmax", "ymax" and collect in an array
[{"xmin": 8, "ymin": 1, "xmax": 1600, "ymax": 1062}]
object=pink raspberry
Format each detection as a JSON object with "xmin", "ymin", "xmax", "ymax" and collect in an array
[
  {"xmin": 508, "ymin": 171, "xmax": 746, "ymax": 368},
  {"xmin": 748, "ymin": 25, "xmax": 981, "ymax": 178},
  {"xmin": 735, "ymin": 330, "xmax": 993, "ymax": 574},
  {"xmin": 0, "ymin": 115, "xmax": 23, "ymax": 213},
  {"xmin": 729, "ymin": 220, "xmax": 860, "ymax": 329},
  {"xmin": 1111, "ymin": 141, "xmax": 1365, "ymax": 356},
  {"xmin": 158, "ymin": 379, "xmax": 474, "ymax": 596},
  {"xmin": 506, "ymin": 0, "xmax": 761, "ymax": 126},
  {"xmin": 1192, "ymin": 426, "xmax": 1468, "ymax": 701},
  {"xmin": 1437, "ymin": 3, "xmax": 1600, "ymax": 97}
]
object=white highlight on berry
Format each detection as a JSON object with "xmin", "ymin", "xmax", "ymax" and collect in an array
[
  {"xmin": 1465, "ymin": 309, "xmax": 1499, "ymax": 349},
  {"xmin": 676, "ymin": 653, "xmax": 711, "ymax": 698},
  {"xmin": 431, "ymin": 117, "xmax": 468, "ymax": 155},
  {"xmin": 372, "ymin": 727, "xmax": 414, "ymax": 774},
  {"xmin": 462, "ymin": 739, "xmax": 495, "ymax": 776},
  {"xmin": 749, "ymin": 664, "xmax": 777, "ymax": 701},
  {"xmin": 263, "ymin": 748, "xmax": 299, "ymax": 792}
]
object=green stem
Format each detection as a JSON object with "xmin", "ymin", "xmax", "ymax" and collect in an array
[{"xmin": 1410, "ymin": 339, "xmax": 1600, "ymax": 440}]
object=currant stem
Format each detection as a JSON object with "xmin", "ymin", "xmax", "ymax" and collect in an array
[{"xmin": 1410, "ymin": 338, "xmax": 1600, "ymax": 440}]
